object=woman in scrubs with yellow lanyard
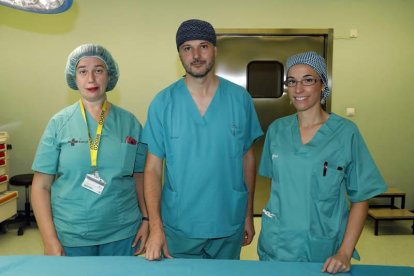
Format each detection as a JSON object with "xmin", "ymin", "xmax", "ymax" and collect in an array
[
  {"xmin": 31, "ymin": 44, "xmax": 149, "ymax": 256},
  {"xmin": 257, "ymin": 51, "xmax": 387, "ymax": 274}
]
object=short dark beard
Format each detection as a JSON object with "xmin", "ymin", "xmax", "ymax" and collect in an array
[
  {"xmin": 187, "ymin": 66, "xmax": 212, "ymax": 78},
  {"xmin": 182, "ymin": 58, "xmax": 215, "ymax": 79}
]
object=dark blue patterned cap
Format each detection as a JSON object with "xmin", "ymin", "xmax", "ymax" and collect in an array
[
  {"xmin": 176, "ymin": 19, "xmax": 216, "ymax": 50},
  {"xmin": 287, "ymin": 51, "xmax": 330, "ymax": 103}
]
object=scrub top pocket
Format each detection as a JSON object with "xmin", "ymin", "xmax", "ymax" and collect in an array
[
  {"xmin": 308, "ymin": 235, "xmax": 338, "ymax": 262},
  {"xmin": 230, "ymin": 123, "xmax": 244, "ymax": 158},
  {"xmin": 52, "ymin": 196, "xmax": 88, "ymax": 240},
  {"xmin": 311, "ymin": 162, "xmax": 343, "ymax": 201},
  {"xmin": 258, "ymin": 208, "xmax": 280, "ymax": 260},
  {"xmin": 162, "ymin": 189, "xmax": 178, "ymax": 227},
  {"xmin": 135, "ymin": 143, "xmax": 148, "ymax": 172},
  {"xmin": 230, "ymin": 189, "xmax": 248, "ymax": 225},
  {"xmin": 119, "ymin": 143, "xmax": 137, "ymax": 176},
  {"xmin": 309, "ymin": 162, "xmax": 345, "ymax": 238}
]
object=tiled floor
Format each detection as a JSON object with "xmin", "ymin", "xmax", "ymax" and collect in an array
[{"xmin": 0, "ymin": 217, "xmax": 413, "ymax": 267}]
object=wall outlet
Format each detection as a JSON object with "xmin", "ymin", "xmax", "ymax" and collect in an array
[
  {"xmin": 350, "ymin": 29, "xmax": 358, "ymax": 38},
  {"xmin": 346, "ymin": 107, "xmax": 355, "ymax": 117}
]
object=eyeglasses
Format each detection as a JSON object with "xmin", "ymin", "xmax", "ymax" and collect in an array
[{"xmin": 284, "ymin": 78, "xmax": 320, "ymax": 87}]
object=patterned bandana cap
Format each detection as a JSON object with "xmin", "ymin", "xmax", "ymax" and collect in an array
[
  {"xmin": 286, "ymin": 51, "xmax": 330, "ymax": 103},
  {"xmin": 65, "ymin": 44, "xmax": 119, "ymax": 92},
  {"xmin": 176, "ymin": 19, "xmax": 216, "ymax": 50}
]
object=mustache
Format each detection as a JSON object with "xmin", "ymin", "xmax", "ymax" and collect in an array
[{"xmin": 191, "ymin": 58, "xmax": 205, "ymax": 65}]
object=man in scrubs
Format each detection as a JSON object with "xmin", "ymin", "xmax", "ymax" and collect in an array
[
  {"xmin": 31, "ymin": 44, "xmax": 149, "ymax": 256},
  {"xmin": 143, "ymin": 19, "xmax": 263, "ymax": 260},
  {"xmin": 257, "ymin": 51, "xmax": 387, "ymax": 274}
]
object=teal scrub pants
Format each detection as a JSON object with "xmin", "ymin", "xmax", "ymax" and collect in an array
[
  {"xmin": 165, "ymin": 226, "xmax": 244, "ymax": 259},
  {"xmin": 63, "ymin": 235, "xmax": 137, "ymax": 256}
]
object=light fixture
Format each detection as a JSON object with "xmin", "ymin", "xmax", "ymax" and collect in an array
[{"xmin": 0, "ymin": 0, "xmax": 73, "ymax": 14}]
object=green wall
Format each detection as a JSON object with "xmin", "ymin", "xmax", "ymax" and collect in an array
[{"xmin": 1, "ymin": 0, "xmax": 413, "ymax": 209}]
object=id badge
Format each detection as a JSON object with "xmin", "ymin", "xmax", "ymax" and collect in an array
[{"xmin": 81, "ymin": 172, "xmax": 106, "ymax": 195}]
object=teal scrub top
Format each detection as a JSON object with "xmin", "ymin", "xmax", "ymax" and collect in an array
[
  {"xmin": 258, "ymin": 113, "xmax": 387, "ymax": 262},
  {"xmin": 142, "ymin": 77, "xmax": 263, "ymax": 238},
  {"xmin": 32, "ymin": 102, "xmax": 147, "ymax": 247}
]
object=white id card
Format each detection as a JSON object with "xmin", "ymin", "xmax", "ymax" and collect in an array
[{"xmin": 81, "ymin": 172, "xmax": 106, "ymax": 195}]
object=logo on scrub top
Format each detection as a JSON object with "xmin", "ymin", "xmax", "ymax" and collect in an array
[
  {"xmin": 68, "ymin": 138, "xmax": 88, "ymax": 146},
  {"xmin": 272, "ymin": 153, "xmax": 279, "ymax": 160}
]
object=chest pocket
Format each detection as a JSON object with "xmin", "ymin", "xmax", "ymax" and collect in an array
[
  {"xmin": 120, "ymin": 143, "xmax": 137, "ymax": 176},
  {"xmin": 311, "ymin": 162, "xmax": 344, "ymax": 201},
  {"xmin": 230, "ymin": 123, "xmax": 245, "ymax": 158}
]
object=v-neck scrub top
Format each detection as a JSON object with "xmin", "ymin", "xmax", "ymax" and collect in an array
[
  {"xmin": 32, "ymin": 102, "xmax": 147, "ymax": 247},
  {"xmin": 142, "ymin": 77, "xmax": 263, "ymax": 238},
  {"xmin": 258, "ymin": 113, "xmax": 387, "ymax": 262}
]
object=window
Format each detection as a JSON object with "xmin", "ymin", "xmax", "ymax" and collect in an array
[{"xmin": 247, "ymin": 61, "xmax": 284, "ymax": 98}]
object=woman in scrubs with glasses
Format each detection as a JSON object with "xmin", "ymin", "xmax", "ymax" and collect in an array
[{"xmin": 257, "ymin": 51, "xmax": 387, "ymax": 274}]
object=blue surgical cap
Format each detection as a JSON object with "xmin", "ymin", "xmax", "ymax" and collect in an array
[
  {"xmin": 286, "ymin": 51, "xmax": 330, "ymax": 103},
  {"xmin": 176, "ymin": 19, "xmax": 216, "ymax": 50},
  {"xmin": 65, "ymin": 44, "xmax": 119, "ymax": 92}
]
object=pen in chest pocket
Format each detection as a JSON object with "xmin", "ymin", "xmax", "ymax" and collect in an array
[{"xmin": 323, "ymin": 161, "xmax": 344, "ymax": 177}]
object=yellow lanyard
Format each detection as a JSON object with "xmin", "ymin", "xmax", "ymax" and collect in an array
[{"xmin": 79, "ymin": 100, "xmax": 107, "ymax": 169}]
